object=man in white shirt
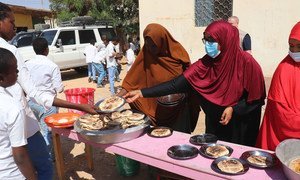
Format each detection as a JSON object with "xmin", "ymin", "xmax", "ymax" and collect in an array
[
  {"xmin": 123, "ymin": 43, "xmax": 135, "ymax": 71},
  {"xmin": 0, "ymin": 3, "xmax": 97, "ymax": 179},
  {"xmin": 25, "ymin": 37, "xmax": 64, "ymax": 160},
  {"xmin": 84, "ymin": 39, "xmax": 97, "ymax": 83},
  {"xmin": 102, "ymin": 36, "xmax": 118, "ymax": 94},
  {"xmin": 0, "ymin": 47, "xmax": 37, "ymax": 180}
]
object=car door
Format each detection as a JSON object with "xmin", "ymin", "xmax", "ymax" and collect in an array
[{"xmin": 49, "ymin": 30, "xmax": 81, "ymax": 69}]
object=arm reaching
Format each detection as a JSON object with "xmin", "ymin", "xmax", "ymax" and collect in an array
[{"xmin": 123, "ymin": 90, "xmax": 143, "ymax": 103}]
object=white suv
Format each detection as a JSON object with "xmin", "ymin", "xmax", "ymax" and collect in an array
[{"xmin": 18, "ymin": 25, "xmax": 116, "ymax": 71}]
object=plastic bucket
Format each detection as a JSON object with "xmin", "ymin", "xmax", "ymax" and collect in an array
[
  {"xmin": 64, "ymin": 87, "xmax": 95, "ymax": 115},
  {"xmin": 115, "ymin": 155, "xmax": 140, "ymax": 176}
]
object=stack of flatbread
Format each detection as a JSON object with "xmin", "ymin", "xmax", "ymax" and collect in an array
[
  {"xmin": 99, "ymin": 96, "xmax": 125, "ymax": 112},
  {"xmin": 78, "ymin": 114, "xmax": 110, "ymax": 130},
  {"xmin": 289, "ymin": 157, "xmax": 300, "ymax": 174},
  {"xmin": 206, "ymin": 145, "xmax": 230, "ymax": 158},
  {"xmin": 110, "ymin": 110, "xmax": 145, "ymax": 129},
  {"xmin": 217, "ymin": 159, "xmax": 244, "ymax": 174}
]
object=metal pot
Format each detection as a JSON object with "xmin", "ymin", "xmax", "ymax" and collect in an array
[
  {"xmin": 275, "ymin": 139, "xmax": 300, "ymax": 180},
  {"xmin": 157, "ymin": 93, "xmax": 185, "ymax": 107}
]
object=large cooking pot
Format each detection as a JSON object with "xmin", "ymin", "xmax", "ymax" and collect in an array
[
  {"xmin": 74, "ymin": 114, "xmax": 150, "ymax": 144},
  {"xmin": 275, "ymin": 139, "xmax": 300, "ymax": 180}
]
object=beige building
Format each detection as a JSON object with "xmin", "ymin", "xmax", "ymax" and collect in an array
[
  {"xmin": 139, "ymin": 0, "xmax": 300, "ymax": 77},
  {"xmin": 7, "ymin": 4, "xmax": 54, "ymax": 31}
]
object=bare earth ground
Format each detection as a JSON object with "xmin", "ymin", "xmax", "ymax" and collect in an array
[{"xmin": 53, "ymin": 64, "xmax": 271, "ymax": 179}]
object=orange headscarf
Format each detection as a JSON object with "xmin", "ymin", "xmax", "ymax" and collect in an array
[
  {"xmin": 122, "ymin": 23, "xmax": 191, "ymax": 125},
  {"xmin": 256, "ymin": 21, "xmax": 300, "ymax": 150}
]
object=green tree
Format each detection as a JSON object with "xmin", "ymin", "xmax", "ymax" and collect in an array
[{"xmin": 49, "ymin": 0, "xmax": 139, "ymax": 49}]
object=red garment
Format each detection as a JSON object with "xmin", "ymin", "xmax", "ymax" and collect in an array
[
  {"xmin": 183, "ymin": 20, "xmax": 265, "ymax": 106},
  {"xmin": 256, "ymin": 22, "xmax": 300, "ymax": 151}
]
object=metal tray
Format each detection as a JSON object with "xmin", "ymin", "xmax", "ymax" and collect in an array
[
  {"xmin": 147, "ymin": 126, "xmax": 173, "ymax": 138},
  {"xmin": 240, "ymin": 150, "xmax": 278, "ymax": 168},
  {"xmin": 211, "ymin": 157, "xmax": 249, "ymax": 175},
  {"xmin": 95, "ymin": 96, "xmax": 126, "ymax": 114},
  {"xmin": 199, "ymin": 143, "xmax": 233, "ymax": 159},
  {"xmin": 189, "ymin": 133, "xmax": 218, "ymax": 146},
  {"xmin": 167, "ymin": 144, "xmax": 199, "ymax": 160},
  {"xmin": 74, "ymin": 114, "xmax": 150, "ymax": 144}
]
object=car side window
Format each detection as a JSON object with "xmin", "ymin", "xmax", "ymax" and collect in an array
[
  {"xmin": 17, "ymin": 34, "xmax": 33, "ymax": 47},
  {"xmin": 98, "ymin": 28, "xmax": 116, "ymax": 40},
  {"xmin": 79, "ymin": 30, "xmax": 96, "ymax": 44},
  {"xmin": 58, "ymin": 31, "xmax": 75, "ymax": 45}
]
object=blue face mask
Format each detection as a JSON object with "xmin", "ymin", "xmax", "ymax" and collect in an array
[{"xmin": 205, "ymin": 41, "xmax": 221, "ymax": 58}]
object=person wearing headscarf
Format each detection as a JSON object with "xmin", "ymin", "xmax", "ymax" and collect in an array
[
  {"xmin": 124, "ymin": 20, "xmax": 266, "ymax": 146},
  {"xmin": 256, "ymin": 22, "xmax": 300, "ymax": 151},
  {"xmin": 119, "ymin": 23, "xmax": 200, "ymax": 133}
]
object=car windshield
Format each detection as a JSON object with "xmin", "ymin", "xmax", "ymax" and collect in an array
[{"xmin": 40, "ymin": 30, "xmax": 57, "ymax": 45}]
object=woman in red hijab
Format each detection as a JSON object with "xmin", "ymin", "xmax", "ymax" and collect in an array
[
  {"xmin": 124, "ymin": 20, "xmax": 266, "ymax": 146},
  {"xmin": 256, "ymin": 22, "xmax": 300, "ymax": 151}
]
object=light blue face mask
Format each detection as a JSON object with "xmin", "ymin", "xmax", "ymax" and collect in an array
[{"xmin": 205, "ymin": 41, "xmax": 221, "ymax": 58}]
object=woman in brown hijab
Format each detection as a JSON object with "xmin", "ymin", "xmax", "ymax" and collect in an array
[{"xmin": 119, "ymin": 23, "xmax": 200, "ymax": 133}]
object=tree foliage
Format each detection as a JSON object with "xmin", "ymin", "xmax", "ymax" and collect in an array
[{"xmin": 49, "ymin": 0, "xmax": 139, "ymax": 34}]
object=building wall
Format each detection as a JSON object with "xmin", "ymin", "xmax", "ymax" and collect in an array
[
  {"xmin": 14, "ymin": 13, "xmax": 33, "ymax": 29},
  {"xmin": 139, "ymin": 0, "xmax": 300, "ymax": 77}
]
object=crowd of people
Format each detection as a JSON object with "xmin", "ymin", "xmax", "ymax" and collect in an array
[
  {"xmin": 0, "ymin": 1, "xmax": 299, "ymax": 179},
  {"xmin": 84, "ymin": 35, "xmax": 138, "ymax": 95}
]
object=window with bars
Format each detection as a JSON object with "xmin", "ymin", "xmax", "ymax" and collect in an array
[{"xmin": 195, "ymin": 0, "xmax": 233, "ymax": 27}]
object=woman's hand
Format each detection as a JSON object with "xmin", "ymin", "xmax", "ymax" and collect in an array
[
  {"xmin": 123, "ymin": 90, "xmax": 143, "ymax": 103},
  {"xmin": 220, "ymin": 106, "xmax": 233, "ymax": 125}
]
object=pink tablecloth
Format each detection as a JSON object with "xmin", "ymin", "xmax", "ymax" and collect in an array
[{"xmin": 52, "ymin": 128, "xmax": 287, "ymax": 180}]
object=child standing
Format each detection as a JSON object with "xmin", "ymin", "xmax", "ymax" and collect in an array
[
  {"xmin": 93, "ymin": 43, "xmax": 107, "ymax": 88},
  {"xmin": 0, "ymin": 48, "xmax": 37, "ymax": 180},
  {"xmin": 84, "ymin": 39, "xmax": 97, "ymax": 83},
  {"xmin": 123, "ymin": 43, "xmax": 135, "ymax": 72},
  {"xmin": 25, "ymin": 37, "xmax": 64, "ymax": 160}
]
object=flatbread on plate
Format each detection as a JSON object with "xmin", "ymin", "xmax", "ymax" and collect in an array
[
  {"xmin": 206, "ymin": 145, "xmax": 229, "ymax": 158},
  {"xmin": 127, "ymin": 113, "xmax": 145, "ymax": 120},
  {"xmin": 247, "ymin": 155, "xmax": 268, "ymax": 166},
  {"xmin": 99, "ymin": 96, "xmax": 124, "ymax": 112},
  {"xmin": 217, "ymin": 159, "xmax": 244, "ymax": 174},
  {"xmin": 289, "ymin": 157, "xmax": 300, "ymax": 174},
  {"xmin": 150, "ymin": 128, "xmax": 172, "ymax": 137}
]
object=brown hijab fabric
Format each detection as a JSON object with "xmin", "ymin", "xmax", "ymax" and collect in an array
[{"xmin": 122, "ymin": 23, "xmax": 191, "ymax": 125}]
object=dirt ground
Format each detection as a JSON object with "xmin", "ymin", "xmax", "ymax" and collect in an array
[{"xmin": 53, "ymin": 65, "xmax": 271, "ymax": 179}]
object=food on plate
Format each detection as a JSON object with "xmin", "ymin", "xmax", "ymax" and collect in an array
[
  {"xmin": 111, "ymin": 111, "xmax": 122, "ymax": 119},
  {"xmin": 99, "ymin": 96, "xmax": 124, "ymax": 111},
  {"xmin": 247, "ymin": 155, "xmax": 268, "ymax": 166},
  {"xmin": 121, "ymin": 109, "xmax": 133, "ymax": 117},
  {"xmin": 150, "ymin": 128, "xmax": 172, "ymax": 137},
  {"xmin": 127, "ymin": 113, "xmax": 145, "ymax": 121},
  {"xmin": 206, "ymin": 145, "xmax": 230, "ymax": 158},
  {"xmin": 78, "ymin": 113, "xmax": 145, "ymax": 131},
  {"xmin": 289, "ymin": 157, "xmax": 300, "ymax": 174},
  {"xmin": 46, "ymin": 113, "xmax": 80, "ymax": 126},
  {"xmin": 217, "ymin": 159, "xmax": 244, "ymax": 174}
]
